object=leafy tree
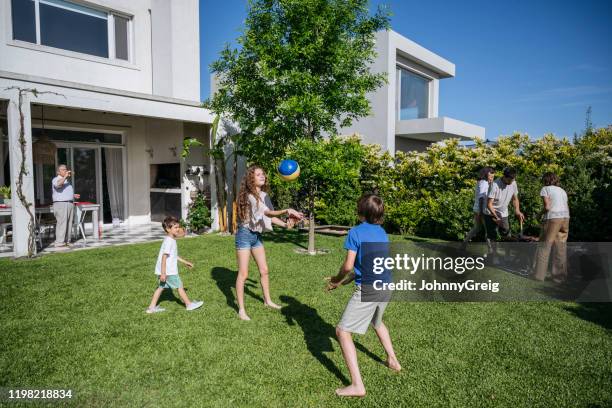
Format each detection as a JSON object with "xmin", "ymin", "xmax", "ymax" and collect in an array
[{"xmin": 206, "ymin": 0, "xmax": 390, "ymax": 253}]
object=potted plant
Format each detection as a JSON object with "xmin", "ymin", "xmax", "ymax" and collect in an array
[{"xmin": 0, "ymin": 186, "xmax": 10, "ymax": 207}]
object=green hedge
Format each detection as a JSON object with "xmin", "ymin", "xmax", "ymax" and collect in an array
[{"xmin": 267, "ymin": 128, "xmax": 612, "ymax": 241}]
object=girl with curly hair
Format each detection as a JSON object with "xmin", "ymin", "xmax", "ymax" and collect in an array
[{"xmin": 235, "ymin": 165, "xmax": 303, "ymax": 320}]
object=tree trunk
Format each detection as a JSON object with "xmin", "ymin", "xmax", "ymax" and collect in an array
[
  {"xmin": 308, "ymin": 183, "xmax": 315, "ymax": 254},
  {"xmin": 214, "ymin": 157, "xmax": 227, "ymax": 232},
  {"xmin": 220, "ymin": 156, "xmax": 228, "ymax": 232},
  {"xmin": 231, "ymin": 149, "xmax": 238, "ymax": 233}
]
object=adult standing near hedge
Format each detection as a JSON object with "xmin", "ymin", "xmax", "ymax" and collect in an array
[
  {"xmin": 462, "ymin": 166, "xmax": 495, "ymax": 247},
  {"xmin": 484, "ymin": 167, "xmax": 525, "ymax": 241},
  {"xmin": 52, "ymin": 164, "xmax": 80, "ymax": 248},
  {"xmin": 533, "ymin": 172, "xmax": 570, "ymax": 282}
]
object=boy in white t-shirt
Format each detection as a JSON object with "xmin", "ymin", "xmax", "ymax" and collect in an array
[{"xmin": 146, "ymin": 216, "xmax": 203, "ymax": 314}]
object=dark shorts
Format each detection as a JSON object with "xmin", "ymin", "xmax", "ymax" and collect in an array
[
  {"xmin": 235, "ymin": 226, "xmax": 263, "ymax": 250},
  {"xmin": 484, "ymin": 215, "xmax": 510, "ymax": 240}
]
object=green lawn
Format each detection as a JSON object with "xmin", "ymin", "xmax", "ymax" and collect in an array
[{"xmin": 1, "ymin": 231, "xmax": 611, "ymax": 407}]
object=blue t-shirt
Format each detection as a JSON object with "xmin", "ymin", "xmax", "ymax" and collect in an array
[{"xmin": 344, "ymin": 222, "xmax": 389, "ymax": 285}]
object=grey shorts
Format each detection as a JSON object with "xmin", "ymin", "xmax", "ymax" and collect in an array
[{"xmin": 337, "ymin": 286, "xmax": 388, "ymax": 335}]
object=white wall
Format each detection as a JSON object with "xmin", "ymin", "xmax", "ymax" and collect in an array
[
  {"xmin": 151, "ymin": 0, "xmax": 200, "ymax": 101},
  {"xmin": 1, "ymin": 0, "xmax": 200, "ymax": 102},
  {"xmin": 339, "ymin": 30, "xmax": 453, "ymax": 154},
  {"xmin": 339, "ymin": 30, "xmax": 393, "ymax": 151}
]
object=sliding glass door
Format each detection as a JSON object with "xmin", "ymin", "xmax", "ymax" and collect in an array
[
  {"xmin": 73, "ymin": 147, "xmax": 98, "ymax": 203},
  {"xmin": 33, "ymin": 127, "xmax": 125, "ymax": 224},
  {"xmin": 56, "ymin": 147, "xmax": 99, "ymax": 203}
]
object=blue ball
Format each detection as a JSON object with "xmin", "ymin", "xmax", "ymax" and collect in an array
[{"xmin": 278, "ymin": 159, "xmax": 300, "ymax": 181}]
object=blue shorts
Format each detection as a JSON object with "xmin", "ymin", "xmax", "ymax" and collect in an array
[{"xmin": 235, "ymin": 226, "xmax": 263, "ymax": 250}]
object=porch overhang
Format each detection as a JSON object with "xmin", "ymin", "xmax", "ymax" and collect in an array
[
  {"xmin": 0, "ymin": 71, "xmax": 213, "ymax": 123},
  {"xmin": 395, "ymin": 117, "xmax": 485, "ymax": 142}
]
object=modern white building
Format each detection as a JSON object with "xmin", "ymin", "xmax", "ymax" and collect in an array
[
  {"xmin": 341, "ymin": 30, "xmax": 485, "ymax": 152},
  {"xmin": 0, "ymin": 0, "xmax": 215, "ymax": 257}
]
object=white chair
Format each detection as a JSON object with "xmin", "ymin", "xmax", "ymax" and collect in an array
[
  {"xmin": 35, "ymin": 222, "xmax": 56, "ymax": 250},
  {"xmin": 0, "ymin": 223, "xmax": 11, "ymax": 249}
]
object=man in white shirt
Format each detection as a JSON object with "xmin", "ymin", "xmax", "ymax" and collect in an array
[
  {"xmin": 52, "ymin": 164, "xmax": 80, "ymax": 248},
  {"xmin": 484, "ymin": 167, "xmax": 525, "ymax": 241}
]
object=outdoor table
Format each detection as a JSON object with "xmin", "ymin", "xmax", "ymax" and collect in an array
[
  {"xmin": 74, "ymin": 202, "xmax": 101, "ymax": 242},
  {"xmin": 0, "ymin": 202, "xmax": 101, "ymax": 245}
]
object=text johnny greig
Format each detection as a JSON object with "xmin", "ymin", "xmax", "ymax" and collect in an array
[{"xmin": 371, "ymin": 254, "xmax": 500, "ymax": 293}]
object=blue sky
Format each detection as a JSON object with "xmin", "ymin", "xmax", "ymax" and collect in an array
[{"xmin": 199, "ymin": 0, "xmax": 612, "ymax": 140}]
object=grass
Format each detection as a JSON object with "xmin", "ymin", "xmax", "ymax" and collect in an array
[{"xmin": 0, "ymin": 230, "xmax": 611, "ymax": 407}]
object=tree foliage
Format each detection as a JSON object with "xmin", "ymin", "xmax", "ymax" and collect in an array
[
  {"xmin": 206, "ymin": 0, "xmax": 390, "ymax": 251},
  {"xmin": 207, "ymin": 0, "xmax": 390, "ymax": 163}
]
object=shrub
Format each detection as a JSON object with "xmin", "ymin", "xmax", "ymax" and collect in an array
[
  {"xmin": 266, "ymin": 127, "xmax": 612, "ymax": 241},
  {"xmin": 186, "ymin": 192, "xmax": 212, "ymax": 233}
]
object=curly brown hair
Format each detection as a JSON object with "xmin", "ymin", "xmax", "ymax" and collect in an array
[{"xmin": 237, "ymin": 165, "xmax": 269, "ymax": 223}]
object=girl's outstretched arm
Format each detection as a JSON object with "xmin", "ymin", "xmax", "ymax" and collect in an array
[
  {"xmin": 270, "ymin": 217, "xmax": 290, "ymax": 228},
  {"xmin": 264, "ymin": 208, "xmax": 304, "ymax": 219}
]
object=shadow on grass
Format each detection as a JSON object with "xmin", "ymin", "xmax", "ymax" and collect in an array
[
  {"xmin": 280, "ymin": 295, "xmax": 384, "ymax": 385},
  {"xmin": 564, "ymin": 303, "xmax": 612, "ymax": 331},
  {"xmin": 158, "ymin": 288, "xmax": 185, "ymax": 307},
  {"xmin": 211, "ymin": 267, "xmax": 262, "ymax": 312},
  {"xmin": 263, "ymin": 229, "xmax": 308, "ymax": 249}
]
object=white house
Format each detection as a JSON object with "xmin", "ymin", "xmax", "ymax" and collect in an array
[
  {"xmin": 0, "ymin": 0, "xmax": 215, "ymax": 257},
  {"xmin": 341, "ymin": 30, "xmax": 485, "ymax": 152}
]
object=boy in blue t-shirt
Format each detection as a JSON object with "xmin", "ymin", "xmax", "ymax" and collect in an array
[{"xmin": 326, "ymin": 194, "xmax": 401, "ymax": 398}]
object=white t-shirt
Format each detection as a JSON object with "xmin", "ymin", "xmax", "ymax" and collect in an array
[
  {"xmin": 241, "ymin": 191, "xmax": 274, "ymax": 233},
  {"xmin": 484, "ymin": 179, "xmax": 519, "ymax": 218},
  {"xmin": 472, "ymin": 180, "xmax": 489, "ymax": 212},
  {"xmin": 155, "ymin": 236, "xmax": 178, "ymax": 275},
  {"xmin": 540, "ymin": 186, "xmax": 570, "ymax": 219}
]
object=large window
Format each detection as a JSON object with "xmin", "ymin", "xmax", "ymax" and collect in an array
[
  {"xmin": 397, "ymin": 67, "xmax": 429, "ymax": 120},
  {"xmin": 11, "ymin": 0, "xmax": 132, "ymax": 61}
]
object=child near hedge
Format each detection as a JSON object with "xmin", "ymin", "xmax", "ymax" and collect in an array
[
  {"xmin": 326, "ymin": 194, "xmax": 401, "ymax": 397},
  {"xmin": 146, "ymin": 216, "xmax": 203, "ymax": 314}
]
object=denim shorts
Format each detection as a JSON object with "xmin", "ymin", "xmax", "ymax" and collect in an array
[{"xmin": 235, "ymin": 226, "xmax": 263, "ymax": 250}]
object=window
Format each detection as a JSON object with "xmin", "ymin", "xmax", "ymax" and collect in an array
[
  {"xmin": 11, "ymin": 0, "xmax": 132, "ymax": 62},
  {"xmin": 397, "ymin": 67, "xmax": 429, "ymax": 120},
  {"xmin": 11, "ymin": 0, "xmax": 36, "ymax": 43}
]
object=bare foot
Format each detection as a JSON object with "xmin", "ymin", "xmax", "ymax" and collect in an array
[
  {"xmin": 238, "ymin": 309, "xmax": 251, "ymax": 321},
  {"xmin": 335, "ymin": 385, "xmax": 366, "ymax": 398},
  {"xmin": 263, "ymin": 301, "xmax": 282, "ymax": 310},
  {"xmin": 386, "ymin": 358, "xmax": 401, "ymax": 372}
]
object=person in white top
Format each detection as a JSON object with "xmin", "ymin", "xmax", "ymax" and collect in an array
[
  {"xmin": 234, "ymin": 165, "xmax": 304, "ymax": 321},
  {"xmin": 463, "ymin": 167, "xmax": 494, "ymax": 246},
  {"xmin": 146, "ymin": 216, "xmax": 203, "ymax": 313},
  {"xmin": 533, "ymin": 172, "xmax": 570, "ymax": 282},
  {"xmin": 51, "ymin": 164, "xmax": 80, "ymax": 248},
  {"xmin": 484, "ymin": 167, "xmax": 525, "ymax": 241}
]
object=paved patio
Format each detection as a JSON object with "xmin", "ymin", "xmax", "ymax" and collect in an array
[{"xmin": 0, "ymin": 223, "xmax": 170, "ymax": 258}]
